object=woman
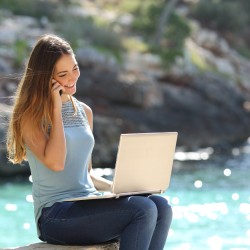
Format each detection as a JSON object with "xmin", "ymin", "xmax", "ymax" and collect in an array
[{"xmin": 7, "ymin": 34, "xmax": 172, "ymax": 249}]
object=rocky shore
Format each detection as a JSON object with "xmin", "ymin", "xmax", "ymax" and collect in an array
[{"xmin": 1, "ymin": 11, "xmax": 250, "ymax": 175}]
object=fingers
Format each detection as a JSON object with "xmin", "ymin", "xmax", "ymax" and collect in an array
[{"xmin": 51, "ymin": 79, "xmax": 64, "ymax": 96}]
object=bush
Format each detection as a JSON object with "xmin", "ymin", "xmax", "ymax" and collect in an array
[
  {"xmin": 0, "ymin": 0, "xmax": 76, "ymax": 21},
  {"xmin": 149, "ymin": 13, "xmax": 190, "ymax": 67},
  {"xmin": 191, "ymin": 0, "xmax": 248, "ymax": 33},
  {"xmin": 13, "ymin": 39, "xmax": 30, "ymax": 68},
  {"xmin": 131, "ymin": 0, "xmax": 165, "ymax": 36},
  {"xmin": 126, "ymin": 0, "xmax": 191, "ymax": 67},
  {"xmin": 55, "ymin": 14, "xmax": 124, "ymax": 61}
]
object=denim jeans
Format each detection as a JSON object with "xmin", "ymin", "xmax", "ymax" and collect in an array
[{"xmin": 39, "ymin": 195, "xmax": 172, "ymax": 250}]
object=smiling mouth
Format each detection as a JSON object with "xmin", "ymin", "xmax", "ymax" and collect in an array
[{"xmin": 64, "ymin": 83, "xmax": 75, "ymax": 88}]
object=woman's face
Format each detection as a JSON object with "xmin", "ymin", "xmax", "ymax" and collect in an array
[{"xmin": 53, "ymin": 53, "xmax": 80, "ymax": 96}]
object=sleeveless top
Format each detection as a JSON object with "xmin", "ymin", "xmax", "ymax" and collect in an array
[{"xmin": 26, "ymin": 97, "xmax": 96, "ymax": 237}]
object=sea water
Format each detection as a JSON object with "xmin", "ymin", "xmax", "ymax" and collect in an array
[{"xmin": 0, "ymin": 144, "xmax": 250, "ymax": 249}]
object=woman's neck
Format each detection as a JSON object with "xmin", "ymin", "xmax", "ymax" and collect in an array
[{"xmin": 61, "ymin": 94, "xmax": 71, "ymax": 103}]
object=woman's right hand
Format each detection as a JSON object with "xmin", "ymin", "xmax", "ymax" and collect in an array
[{"xmin": 51, "ymin": 79, "xmax": 64, "ymax": 110}]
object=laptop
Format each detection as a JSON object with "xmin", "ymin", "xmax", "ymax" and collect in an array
[{"xmin": 63, "ymin": 132, "xmax": 178, "ymax": 201}]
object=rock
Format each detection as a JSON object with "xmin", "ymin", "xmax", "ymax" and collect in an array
[
  {"xmin": 0, "ymin": 77, "xmax": 18, "ymax": 105},
  {"xmin": 158, "ymin": 73, "xmax": 250, "ymax": 149},
  {"xmin": 76, "ymin": 47, "xmax": 118, "ymax": 71},
  {"xmin": 91, "ymin": 115, "xmax": 135, "ymax": 167},
  {"xmin": 185, "ymin": 38, "xmax": 237, "ymax": 76},
  {"xmin": 76, "ymin": 67, "xmax": 164, "ymax": 109},
  {"xmin": 193, "ymin": 26, "xmax": 230, "ymax": 55},
  {"xmin": 123, "ymin": 51, "xmax": 163, "ymax": 79},
  {"xmin": 0, "ymin": 103, "xmax": 30, "ymax": 176},
  {"xmin": 186, "ymin": 25, "xmax": 250, "ymax": 98},
  {"xmin": 1, "ymin": 10, "xmax": 250, "ymax": 173},
  {"xmin": 74, "ymin": 58, "xmax": 250, "ymax": 164},
  {"xmin": 0, "ymin": 58, "xmax": 12, "ymax": 73},
  {"xmin": 117, "ymin": 13, "xmax": 134, "ymax": 26},
  {"xmin": 4, "ymin": 242, "xmax": 119, "ymax": 250},
  {"xmin": 0, "ymin": 159, "xmax": 30, "ymax": 176},
  {"xmin": 211, "ymin": 57, "xmax": 235, "ymax": 75},
  {"xmin": 0, "ymin": 103, "xmax": 12, "ymax": 144}
]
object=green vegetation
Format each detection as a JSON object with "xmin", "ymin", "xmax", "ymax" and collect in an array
[
  {"xmin": 115, "ymin": 0, "xmax": 191, "ymax": 66},
  {"xmin": 0, "ymin": 0, "xmax": 191, "ymax": 67},
  {"xmin": 54, "ymin": 14, "xmax": 124, "ymax": 62},
  {"xmin": 13, "ymin": 39, "xmax": 30, "ymax": 68},
  {"xmin": 191, "ymin": 0, "xmax": 248, "ymax": 33},
  {"xmin": 236, "ymin": 46, "xmax": 250, "ymax": 60},
  {"xmin": 0, "ymin": 0, "xmax": 124, "ymax": 62},
  {"xmin": 191, "ymin": 0, "xmax": 250, "ymax": 58},
  {"xmin": 154, "ymin": 13, "xmax": 191, "ymax": 67},
  {"xmin": 0, "ymin": 0, "xmax": 249, "ymax": 68},
  {"xmin": 188, "ymin": 46, "xmax": 215, "ymax": 72},
  {"xmin": 122, "ymin": 37, "xmax": 149, "ymax": 53},
  {"xmin": 0, "ymin": 0, "xmax": 73, "ymax": 20}
]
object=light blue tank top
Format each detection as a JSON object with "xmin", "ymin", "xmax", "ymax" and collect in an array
[{"xmin": 26, "ymin": 97, "xmax": 96, "ymax": 237}]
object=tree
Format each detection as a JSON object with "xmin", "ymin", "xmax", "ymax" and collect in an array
[{"xmin": 154, "ymin": 0, "xmax": 180, "ymax": 46}]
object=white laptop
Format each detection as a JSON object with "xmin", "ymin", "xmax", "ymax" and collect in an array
[{"xmin": 64, "ymin": 132, "xmax": 178, "ymax": 201}]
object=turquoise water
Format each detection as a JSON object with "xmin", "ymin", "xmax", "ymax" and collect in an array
[{"xmin": 0, "ymin": 144, "xmax": 250, "ymax": 249}]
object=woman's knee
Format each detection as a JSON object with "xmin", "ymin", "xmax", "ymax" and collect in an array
[
  {"xmin": 127, "ymin": 196, "xmax": 158, "ymax": 225},
  {"xmin": 148, "ymin": 195, "xmax": 173, "ymax": 221}
]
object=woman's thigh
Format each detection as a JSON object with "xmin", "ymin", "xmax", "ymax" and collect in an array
[{"xmin": 39, "ymin": 195, "xmax": 158, "ymax": 245}]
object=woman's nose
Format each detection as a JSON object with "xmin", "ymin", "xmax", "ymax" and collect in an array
[{"xmin": 69, "ymin": 72, "xmax": 79, "ymax": 83}]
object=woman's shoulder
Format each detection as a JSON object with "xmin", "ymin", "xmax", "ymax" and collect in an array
[
  {"xmin": 73, "ymin": 97, "xmax": 92, "ymax": 115},
  {"xmin": 72, "ymin": 97, "xmax": 93, "ymax": 128}
]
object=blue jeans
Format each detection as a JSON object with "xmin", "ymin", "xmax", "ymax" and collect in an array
[{"xmin": 39, "ymin": 195, "xmax": 172, "ymax": 250}]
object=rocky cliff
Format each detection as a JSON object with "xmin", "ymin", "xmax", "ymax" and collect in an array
[{"xmin": 0, "ymin": 12, "xmax": 250, "ymax": 175}]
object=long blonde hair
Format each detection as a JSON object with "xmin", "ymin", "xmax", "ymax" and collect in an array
[{"xmin": 7, "ymin": 34, "xmax": 73, "ymax": 164}]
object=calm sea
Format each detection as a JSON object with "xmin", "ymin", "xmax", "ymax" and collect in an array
[{"xmin": 0, "ymin": 141, "xmax": 250, "ymax": 250}]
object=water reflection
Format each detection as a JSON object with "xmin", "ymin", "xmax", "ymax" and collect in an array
[
  {"xmin": 25, "ymin": 194, "xmax": 33, "ymax": 203},
  {"xmin": 232, "ymin": 193, "xmax": 239, "ymax": 200},
  {"xmin": 23, "ymin": 223, "xmax": 30, "ymax": 230},
  {"xmin": 1, "ymin": 140, "xmax": 250, "ymax": 249},
  {"xmin": 169, "ymin": 202, "xmax": 230, "ymax": 222},
  {"xmin": 171, "ymin": 196, "xmax": 180, "ymax": 205},
  {"xmin": 207, "ymin": 235, "xmax": 223, "ymax": 250},
  {"xmin": 223, "ymin": 168, "xmax": 231, "ymax": 176},
  {"xmin": 240, "ymin": 203, "xmax": 250, "ymax": 215},
  {"xmin": 28, "ymin": 175, "xmax": 33, "ymax": 183},
  {"xmin": 164, "ymin": 142, "xmax": 250, "ymax": 250},
  {"xmin": 194, "ymin": 180, "xmax": 202, "ymax": 188},
  {"xmin": 175, "ymin": 147, "xmax": 213, "ymax": 161},
  {"xmin": 5, "ymin": 203, "xmax": 17, "ymax": 211}
]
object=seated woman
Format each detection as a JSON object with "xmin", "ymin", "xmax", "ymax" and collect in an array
[{"xmin": 7, "ymin": 34, "xmax": 172, "ymax": 250}]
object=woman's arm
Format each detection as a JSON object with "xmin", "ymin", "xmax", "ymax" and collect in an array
[
  {"xmin": 22, "ymin": 82, "xmax": 66, "ymax": 171},
  {"xmin": 82, "ymin": 102, "xmax": 113, "ymax": 192},
  {"xmin": 89, "ymin": 162, "xmax": 113, "ymax": 192}
]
